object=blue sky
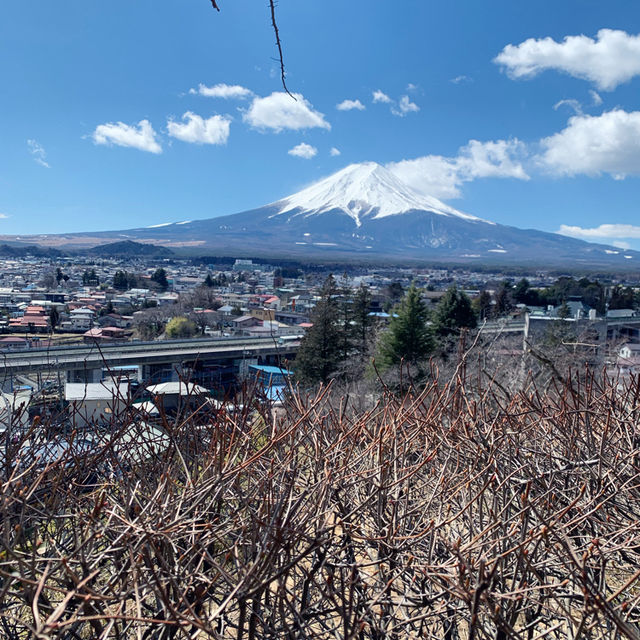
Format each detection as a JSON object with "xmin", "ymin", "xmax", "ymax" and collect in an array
[{"xmin": 2, "ymin": 1, "xmax": 640, "ymax": 249}]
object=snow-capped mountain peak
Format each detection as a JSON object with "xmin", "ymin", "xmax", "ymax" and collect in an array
[{"xmin": 273, "ymin": 162, "xmax": 482, "ymax": 227}]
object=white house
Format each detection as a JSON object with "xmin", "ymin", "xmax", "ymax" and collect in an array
[{"xmin": 65, "ymin": 381, "xmax": 129, "ymax": 427}]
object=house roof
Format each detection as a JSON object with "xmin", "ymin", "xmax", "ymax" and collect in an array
[
  {"xmin": 248, "ymin": 364, "xmax": 293, "ymax": 376},
  {"xmin": 146, "ymin": 382, "xmax": 209, "ymax": 396},
  {"xmin": 233, "ymin": 315, "xmax": 258, "ymax": 323},
  {"xmin": 65, "ymin": 381, "xmax": 128, "ymax": 401},
  {"xmin": 132, "ymin": 401, "xmax": 160, "ymax": 416}
]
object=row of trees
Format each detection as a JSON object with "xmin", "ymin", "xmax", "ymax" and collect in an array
[
  {"xmin": 486, "ymin": 276, "xmax": 640, "ymax": 315},
  {"xmin": 295, "ymin": 276, "xmax": 477, "ymax": 384}
]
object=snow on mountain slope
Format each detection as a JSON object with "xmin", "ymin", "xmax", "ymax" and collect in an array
[{"xmin": 273, "ymin": 162, "xmax": 485, "ymax": 227}]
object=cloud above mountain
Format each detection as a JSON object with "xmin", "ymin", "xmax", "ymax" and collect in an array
[
  {"xmin": 558, "ymin": 223, "xmax": 640, "ymax": 250},
  {"xmin": 495, "ymin": 29, "xmax": 640, "ymax": 91},
  {"xmin": 288, "ymin": 143, "xmax": 317, "ymax": 159},
  {"xmin": 388, "ymin": 139, "xmax": 528, "ymax": 199},
  {"xmin": 538, "ymin": 109, "xmax": 640, "ymax": 178},
  {"xmin": 167, "ymin": 112, "xmax": 231, "ymax": 145},
  {"xmin": 243, "ymin": 92, "xmax": 331, "ymax": 132},
  {"xmin": 189, "ymin": 83, "xmax": 253, "ymax": 99},
  {"xmin": 337, "ymin": 99, "xmax": 365, "ymax": 111},
  {"xmin": 92, "ymin": 119, "xmax": 162, "ymax": 154}
]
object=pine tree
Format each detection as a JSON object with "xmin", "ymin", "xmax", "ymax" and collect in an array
[
  {"xmin": 473, "ymin": 289, "xmax": 493, "ymax": 321},
  {"xmin": 49, "ymin": 307, "xmax": 59, "ymax": 333},
  {"xmin": 113, "ymin": 270, "xmax": 129, "ymax": 291},
  {"xmin": 295, "ymin": 275, "xmax": 342, "ymax": 384},
  {"xmin": 494, "ymin": 280, "xmax": 513, "ymax": 317},
  {"xmin": 151, "ymin": 268, "xmax": 169, "ymax": 291},
  {"xmin": 431, "ymin": 285, "xmax": 477, "ymax": 339},
  {"xmin": 337, "ymin": 274, "xmax": 354, "ymax": 363},
  {"xmin": 377, "ymin": 284, "xmax": 434, "ymax": 370},
  {"xmin": 352, "ymin": 283, "xmax": 373, "ymax": 355}
]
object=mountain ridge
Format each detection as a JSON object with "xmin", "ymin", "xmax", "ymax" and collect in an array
[{"xmin": 2, "ymin": 162, "xmax": 637, "ymax": 268}]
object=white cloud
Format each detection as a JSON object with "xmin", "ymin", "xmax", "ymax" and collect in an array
[
  {"xmin": 553, "ymin": 99, "xmax": 583, "ymax": 115},
  {"xmin": 167, "ymin": 112, "xmax": 231, "ymax": 145},
  {"xmin": 406, "ymin": 83, "xmax": 418, "ymax": 91},
  {"xmin": 330, "ymin": 147, "xmax": 341, "ymax": 157},
  {"xmin": 388, "ymin": 139, "xmax": 528, "ymax": 199},
  {"xmin": 558, "ymin": 224, "xmax": 640, "ymax": 249},
  {"xmin": 494, "ymin": 29, "xmax": 640, "ymax": 91},
  {"xmin": 288, "ymin": 143, "xmax": 317, "ymax": 159},
  {"xmin": 538, "ymin": 109, "xmax": 640, "ymax": 178},
  {"xmin": 558, "ymin": 223, "xmax": 640, "ymax": 240},
  {"xmin": 27, "ymin": 139, "xmax": 50, "ymax": 168},
  {"xmin": 451, "ymin": 75, "xmax": 472, "ymax": 84},
  {"xmin": 589, "ymin": 90, "xmax": 603, "ymax": 106},
  {"xmin": 0, "ymin": 213, "xmax": 9, "ymax": 219},
  {"xmin": 336, "ymin": 99, "xmax": 365, "ymax": 111},
  {"xmin": 243, "ymin": 92, "xmax": 330, "ymax": 133},
  {"xmin": 92, "ymin": 119, "xmax": 162, "ymax": 154},
  {"xmin": 391, "ymin": 95, "xmax": 420, "ymax": 117},
  {"xmin": 190, "ymin": 83, "xmax": 253, "ymax": 99},
  {"xmin": 372, "ymin": 90, "xmax": 392, "ymax": 104}
]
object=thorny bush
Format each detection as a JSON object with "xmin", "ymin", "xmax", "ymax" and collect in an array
[{"xmin": 2, "ymin": 369, "xmax": 640, "ymax": 638}]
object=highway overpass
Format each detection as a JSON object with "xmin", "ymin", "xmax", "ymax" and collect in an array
[{"xmin": 0, "ymin": 336, "xmax": 299, "ymax": 385}]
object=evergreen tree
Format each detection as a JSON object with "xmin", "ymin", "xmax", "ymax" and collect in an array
[
  {"xmin": 352, "ymin": 283, "xmax": 373, "ymax": 355},
  {"xmin": 473, "ymin": 289, "xmax": 493, "ymax": 321},
  {"xmin": 82, "ymin": 269, "xmax": 99, "ymax": 287},
  {"xmin": 295, "ymin": 275, "xmax": 342, "ymax": 384},
  {"xmin": 337, "ymin": 274, "xmax": 354, "ymax": 363},
  {"xmin": 377, "ymin": 284, "xmax": 434, "ymax": 370},
  {"xmin": 513, "ymin": 278, "xmax": 530, "ymax": 304},
  {"xmin": 609, "ymin": 285, "xmax": 636, "ymax": 310},
  {"xmin": 494, "ymin": 281, "xmax": 513, "ymax": 317},
  {"xmin": 49, "ymin": 306, "xmax": 59, "ymax": 333},
  {"xmin": 151, "ymin": 268, "xmax": 169, "ymax": 291},
  {"xmin": 113, "ymin": 270, "xmax": 129, "ymax": 291},
  {"xmin": 431, "ymin": 285, "xmax": 477, "ymax": 339},
  {"xmin": 203, "ymin": 273, "xmax": 215, "ymax": 287}
]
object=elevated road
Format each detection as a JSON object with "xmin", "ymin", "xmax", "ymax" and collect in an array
[{"xmin": 0, "ymin": 336, "xmax": 299, "ymax": 377}]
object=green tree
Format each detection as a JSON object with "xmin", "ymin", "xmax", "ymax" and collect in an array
[
  {"xmin": 472, "ymin": 289, "xmax": 493, "ymax": 321},
  {"xmin": 609, "ymin": 285, "xmax": 636, "ymax": 310},
  {"xmin": 295, "ymin": 275, "xmax": 342, "ymax": 384},
  {"xmin": 377, "ymin": 284, "xmax": 434, "ymax": 371},
  {"xmin": 203, "ymin": 273, "xmax": 215, "ymax": 287},
  {"xmin": 431, "ymin": 285, "xmax": 477, "ymax": 339},
  {"xmin": 113, "ymin": 270, "xmax": 129, "ymax": 291},
  {"xmin": 351, "ymin": 283, "xmax": 373, "ymax": 355},
  {"xmin": 494, "ymin": 280, "xmax": 513, "ymax": 317},
  {"xmin": 513, "ymin": 278, "xmax": 530, "ymax": 304},
  {"xmin": 55, "ymin": 267, "xmax": 64, "ymax": 285},
  {"xmin": 384, "ymin": 281, "xmax": 404, "ymax": 306},
  {"xmin": 49, "ymin": 306, "xmax": 60, "ymax": 333},
  {"xmin": 165, "ymin": 316, "xmax": 198, "ymax": 338},
  {"xmin": 337, "ymin": 274, "xmax": 354, "ymax": 363},
  {"xmin": 151, "ymin": 268, "xmax": 169, "ymax": 291},
  {"xmin": 82, "ymin": 269, "xmax": 99, "ymax": 287}
]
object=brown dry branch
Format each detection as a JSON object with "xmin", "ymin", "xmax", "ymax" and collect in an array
[{"xmin": 1, "ymin": 366, "xmax": 640, "ymax": 638}]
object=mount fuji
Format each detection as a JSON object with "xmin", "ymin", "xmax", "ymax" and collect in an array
[{"xmin": 10, "ymin": 162, "xmax": 639, "ymax": 266}]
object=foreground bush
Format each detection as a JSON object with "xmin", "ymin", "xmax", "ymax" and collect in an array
[{"xmin": 1, "ymin": 371, "xmax": 640, "ymax": 638}]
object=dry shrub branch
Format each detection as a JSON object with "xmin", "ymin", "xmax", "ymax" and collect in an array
[{"xmin": 1, "ymin": 368, "xmax": 640, "ymax": 638}]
